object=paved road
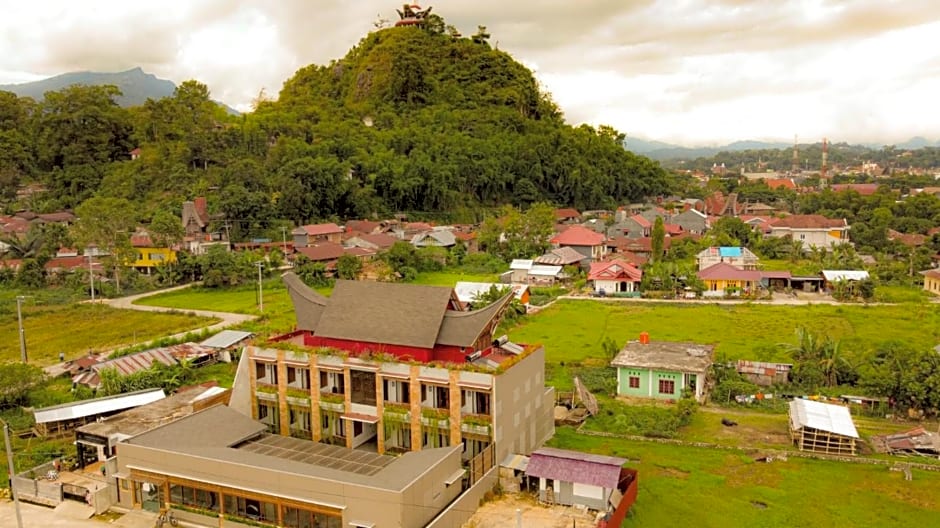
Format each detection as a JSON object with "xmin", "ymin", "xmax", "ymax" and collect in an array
[
  {"xmin": 43, "ymin": 284, "xmax": 257, "ymax": 378},
  {"xmin": 0, "ymin": 500, "xmax": 156, "ymax": 528}
]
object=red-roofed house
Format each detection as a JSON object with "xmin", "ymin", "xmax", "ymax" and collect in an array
[
  {"xmin": 344, "ymin": 233, "xmax": 398, "ymax": 251},
  {"xmin": 888, "ymin": 229, "xmax": 927, "ymax": 248},
  {"xmin": 550, "ymin": 226, "xmax": 606, "ymax": 265},
  {"xmin": 588, "ymin": 259, "xmax": 643, "ymax": 294},
  {"xmin": 830, "ymin": 183, "xmax": 881, "ymax": 196},
  {"xmin": 292, "ymin": 223, "xmax": 344, "ymax": 247},
  {"xmin": 606, "ymin": 236, "xmax": 672, "ymax": 258},
  {"xmin": 344, "ymin": 219, "xmax": 383, "ymax": 236},
  {"xmin": 294, "ymin": 242, "xmax": 346, "ymax": 266},
  {"xmin": 768, "ymin": 215, "xmax": 850, "ymax": 250},
  {"xmin": 765, "ymin": 178, "xmax": 796, "ymax": 191},
  {"xmin": 555, "ymin": 208, "xmax": 581, "ymax": 224}
]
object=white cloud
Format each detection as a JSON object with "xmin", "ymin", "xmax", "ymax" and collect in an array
[{"xmin": 1, "ymin": 0, "xmax": 939, "ymax": 145}]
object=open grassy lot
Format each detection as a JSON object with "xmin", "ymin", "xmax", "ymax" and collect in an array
[
  {"xmin": 510, "ymin": 300, "xmax": 940, "ymax": 389},
  {"xmin": 0, "ymin": 303, "xmax": 217, "ymax": 365},
  {"xmin": 550, "ymin": 427, "xmax": 940, "ymax": 528}
]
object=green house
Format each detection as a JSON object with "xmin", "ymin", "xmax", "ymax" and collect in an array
[{"xmin": 610, "ymin": 335, "xmax": 714, "ymax": 402}]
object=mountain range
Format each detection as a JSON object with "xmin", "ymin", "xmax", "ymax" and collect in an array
[
  {"xmin": 0, "ymin": 67, "xmax": 237, "ymax": 113},
  {"xmin": 625, "ymin": 136, "xmax": 940, "ymax": 161}
]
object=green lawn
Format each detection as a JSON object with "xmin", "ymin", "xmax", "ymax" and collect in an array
[
  {"xmin": 508, "ymin": 300, "xmax": 940, "ymax": 389},
  {"xmin": 411, "ymin": 270, "xmax": 500, "ymax": 286},
  {"xmin": 0, "ymin": 303, "xmax": 217, "ymax": 365},
  {"xmin": 549, "ymin": 427, "xmax": 940, "ymax": 528}
]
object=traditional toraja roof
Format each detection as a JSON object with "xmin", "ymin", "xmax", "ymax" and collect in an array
[
  {"xmin": 283, "ymin": 272, "xmax": 328, "ymax": 331},
  {"xmin": 282, "ymin": 274, "xmax": 511, "ymax": 350},
  {"xmin": 34, "ymin": 388, "xmax": 166, "ymax": 425},
  {"xmin": 551, "ymin": 225, "xmax": 606, "ymax": 246},
  {"xmin": 697, "ymin": 262, "xmax": 763, "ymax": 281},
  {"xmin": 437, "ymin": 293, "xmax": 513, "ymax": 347},
  {"xmin": 588, "ymin": 259, "xmax": 642, "ymax": 282},
  {"xmin": 788, "ymin": 399, "xmax": 859, "ymax": 438},
  {"xmin": 526, "ymin": 447, "xmax": 626, "ymax": 489},
  {"xmin": 292, "ymin": 223, "xmax": 343, "ymax": 236},
  {"xmin": 771, "ymin": 214, "xmax": 847, "ymax": 229},
  {"xmin": 126, "ymin": 405, "xmax": 457, "ymax": 490},
  {"xmin": 611, "ymin": 340, "xmax": 714, "ymax": 374}
]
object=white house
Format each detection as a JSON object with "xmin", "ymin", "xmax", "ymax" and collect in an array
[{"xmin": 768, "ymin": 215, "xmax": 850, "ymax": 250}]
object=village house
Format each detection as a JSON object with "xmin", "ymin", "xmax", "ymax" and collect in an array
[
  {"xmin": 550, "ymin": 225, "xmax": 607, "ymax": 266},
  {"xmin": 525, "ymin": 447, "xmax": 637, "ymax": 516},
  {"xmin": 344, "ymin": 232, "xmax": 398, "ymax": 252},
  {"xmin": 508, "ymin": 259, "xmax": 564, "ymax": 285},
  {"xmin": 411, "ymin": 227, "xmax": 457, "ymax": 248},
  {"xmin": 292, "ymin": 223, "xmax": 344, "ymax": 247},
  {"xmin": 181, "ymin": 196, "xmax": 227, "ymax": 254},
  {"xmin": 588, "ymin": 258, "xmax": 643, "ymax": 295},
  {"xmin": 669, "ymin": 207, "xmax": 708, "ymax": 235},
  {"xmin": 607, "ymin": 214, "xmax": 651, "ymax": 239},
  {"xmin": 129, "ymin": 230, "xmax": 177, "ymax": 273},
  {"xmin": 696, "ymin": 246, "xmax": 759, "ymax": 271},
  {"xmin": 922, "ymin": 268, "xmax": 940, "ymax": 296},
  {"xmin": 610, "ymin": 333, "xmax": 714, "ymax": 403},
  {"xmin": 534, "ymin": 246, "xmax": 585, "ymax": 267},
  {"xmin": 767, "ymin": 214, "xmax": 851, "ymax": 250},
  {"xmin": 555, "ymin": 208, "xmax": 581, "ymax": 224}
]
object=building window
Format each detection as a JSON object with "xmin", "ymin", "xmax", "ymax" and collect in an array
[
  {"xmin": 658, "ymin": 379, "xmax": 675, "ymax": 395},
  {"xmin": 283, "ymin": 506, "xmax": 342, "ymax": 528},
  {"xmin": 255, "ymin": 362, "xmax": 277, "ymax": 385},
  {"xmin": 169, "ymin": 483, "xmax": 218, "ymax": 512},
  {"xmin": 460, "ymin": 389, "xmax": 491, "ymax": 415},
  {"xmin": 422, "ymin": 384, "xmax": 449, "ymax": 409},
  {"xmin": 223, "ymin": 495, "xmax": 277, "ymax": 524},
  {"xmin": 287, "ymin": 366, "xmax": 310, "ymax": 389},
  {"xmin": 383, "ymin": 379, "xmax": 410, "ymax": 404},
  {"xmin": 353, "ymin": 421, "xmax": 363, "ymax": 437},
  {"xmin": 628, "ymin": 376, "xmax": 640, "ymax": 389},
  {"xmin": 289, "ymin": 408, "xmax": 310, "ymax": 438},
  {"xmin": 350, "ymin": 370, "xmax": 377, "ymax": 405},
  {"xmin": 319, "ymin": 370, "xmax": 344, "ymax": 394},
  {"xmin": 257, "ymin": 401, "xmax": 278, "ymax": 432}
]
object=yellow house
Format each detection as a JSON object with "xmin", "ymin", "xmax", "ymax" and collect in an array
[
  {"xmin": 130, "ymin": 232, "xmax": 177, "ymax": 273},
  {"xmin": 923, "ymin": 269, "xmax": 940, "ymax": 296},
  {"xmin": 698, "ymin": 262, "xmax": 762, "ymax": 298}
]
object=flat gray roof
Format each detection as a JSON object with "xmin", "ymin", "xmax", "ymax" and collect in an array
[
  {"xmin": 610, "ymin": 340, "xmax": 714, "ymax": 374},
  {"xmin": 127, "ymin": 405, "xmax": 456, "ymax": 491},
  {"xmin": 77, "ymin": 385, "xmax": 220, "ymax": 439}
]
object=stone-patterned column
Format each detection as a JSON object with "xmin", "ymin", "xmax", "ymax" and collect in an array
[
  {"xmin": 448, "ymin": 370, "xmax": 462, "ymax": 448},
  {"xmin": 343, "ymin": 367, "xmax": 353, "ymax": 448},
  {"xmin": 409, "ymin": 365, "xmax": 422, "ymax": 451},
  {"xmin": 376, "ymin": 372, "xmax": 385, "ymax": 454},
  {"xmin": 276, "ymin": 350, "xmax": 289, "ymax": 436},
  {"xmin": 309, "ymin": 355, "xmax": 321, "ymax": 442}
]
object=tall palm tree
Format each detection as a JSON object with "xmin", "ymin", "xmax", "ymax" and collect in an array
[{"xmin": 818, "ymin": 340, "xmax": 845, "ymax": 387}]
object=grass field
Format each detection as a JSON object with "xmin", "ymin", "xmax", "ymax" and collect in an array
[
  {"xmin": 0, "ymin": 303, "xmax": 217, "ymax": 365},
  {"xmin": 549, "ymin": 427, "xmax": 940, "ymax": 528},
  {"xmin": 509, "ymin": 300, "xmax": 940, "ymax": 389}
]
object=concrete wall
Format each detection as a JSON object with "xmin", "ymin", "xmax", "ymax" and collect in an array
[
  {"xmin": 492, "ymin": 347, "xmax": 555, "ymax": 462},
  {"xmin": 424, "ymin": 466, "xmax": 499, "ymax": 528}
]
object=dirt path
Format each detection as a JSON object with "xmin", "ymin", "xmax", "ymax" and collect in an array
[
  {"xmin": 465, "ymin": 494, "xmax": 596, "ymax": 528},
  {"xmin": 43, "ymin": 284, "xmax": 256, "ymax": 377}
]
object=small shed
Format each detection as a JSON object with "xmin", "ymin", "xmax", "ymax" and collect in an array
[
  {"xmin": 736, "ymin": 360, "xmax": 792, "ymax": 386},
  {"xmin": 525, "ymin": 447, "xmax": 627, "ymax": 510},
  {"xmin": 788, "ymin": 399, "xmax": 859, "ymax": 455},
  {"xmin": 33, "ymin": 389, "xmax": 166, "ymax": 437}
]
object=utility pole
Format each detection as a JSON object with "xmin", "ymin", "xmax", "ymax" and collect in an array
[
  {"xmin": 3, "ymin": 420, "xmax": 24, "ymax": 528},
  {"xmin": 281, "ymin": 227, "xmax": 288, "ymax": 253},
  {"xmin": 15, "ymin": 296, "xmax": 27, "ymax": 363},
  {"xmin": 88, "ymin": 253, "xmax": 96, "ymax": 301},
  {"xmin": 256, "ymin": 262, "xmax": 264, "ymax": 312}
]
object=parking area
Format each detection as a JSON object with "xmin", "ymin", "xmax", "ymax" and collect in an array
[{"xmin": 465, "ymin": 493, "xmax": 597, "ymax": 528}]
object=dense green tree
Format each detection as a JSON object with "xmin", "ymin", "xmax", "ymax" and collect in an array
[
  {"xmin": 651, "ymin": 217, "xmax": 665, "ymax": 263},
  {"xmin": 335, "ymin": 253, "xmax": 363, "ymax": 280}
]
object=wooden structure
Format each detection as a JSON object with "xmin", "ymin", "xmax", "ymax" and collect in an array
[{"xmin": 788, "ymin": 399, "xmax": 859, "ymax": 456}]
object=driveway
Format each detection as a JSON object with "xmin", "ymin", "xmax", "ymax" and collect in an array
[{"xmin": 0, "ymin": 500, "xmax": 157, "ymax": 528}]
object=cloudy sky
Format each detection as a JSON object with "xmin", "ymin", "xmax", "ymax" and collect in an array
[{"xmin": 2, "ymin": 0, "xmax": 940, "ymax": 146}]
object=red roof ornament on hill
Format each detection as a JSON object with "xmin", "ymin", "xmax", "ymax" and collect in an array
[{"xmin": 395, "ymin": 3, "xmax": 432, "ymax": 26}]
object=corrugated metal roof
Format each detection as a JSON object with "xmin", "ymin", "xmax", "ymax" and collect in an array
[
  {"xmin": 788, "ymin": 399, "xmax": 859, "ymax": 438},
  {"xmin": 200, "ymin": 330, "xmax": 254, "ymax": 349},
  {"xmin": 510, "ymin": 259, "xmax": 533, "ymax": 270},
  {"xmin": 501, "ymin": 453, "xmax": 530, "ymax": 472},
  {"xmin": 93, "ymin": 348, "xmax": 178, "ymax": 376},
  {"xmin": 821, "ymin": 270, "xmax": 870, "ymax": 282},
  {"xmin": 526, "ymin": 447, "xmax": 626, "ymax": 489},
  {"xmin": 34, "ymin": 388, "xmax": 165, "ymax": 424},
  {"xmin": 528, "ymin": 265, "xmax": 563, "ymax": 277}
]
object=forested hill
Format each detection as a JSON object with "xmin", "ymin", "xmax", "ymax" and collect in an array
[{"xmin": 1, "ymin": 21, "xmax": 671, "ymax": 240}]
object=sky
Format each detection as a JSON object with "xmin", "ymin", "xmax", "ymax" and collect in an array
[{"xmin": 2, "ymin": 0, "xmax": 940, "ymax": 146}]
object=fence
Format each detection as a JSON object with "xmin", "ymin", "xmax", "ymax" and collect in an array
[
  {"xmin": 467, "ymin": 443, "xmax": 495, "ymax": 486},
  {"xmin": 13, "ymin": 461, "xmax": 63, "ymax": 506},
  {"xmin": 425, "ymin": 465, "xmax": 498, "ymax": 528}
]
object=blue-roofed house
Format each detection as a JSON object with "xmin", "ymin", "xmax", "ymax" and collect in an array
[{"xmin": 696, "ymin": 246, "xmax": 759, "ymax": 271}]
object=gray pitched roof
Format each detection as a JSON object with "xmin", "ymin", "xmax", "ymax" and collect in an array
[
  {"xmin": 313, "ymin": 279, "xmax": 455, "ymax": 349},
  {"xmin": 610, "ymin": 340, "xmax": 714, "ymax": 374},
  {"xmin": 283, "ymin": 274, "xmax": 510, "ymax": 350},
  {"xmin": 437, "ymin": 292, "xmax": 513, "ymax": 347},
  {"xmin": 283, "ymin": 272, "xmax": 329, "ymax": 331}
]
